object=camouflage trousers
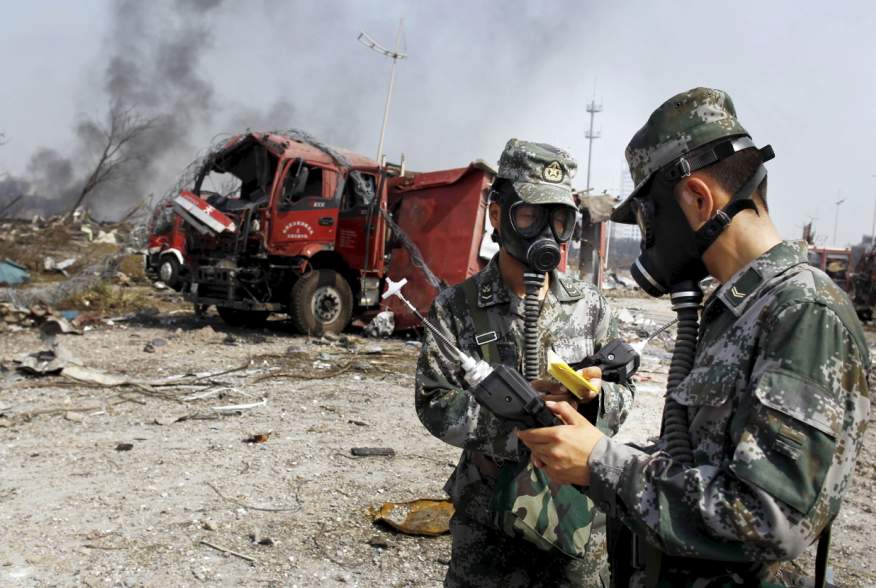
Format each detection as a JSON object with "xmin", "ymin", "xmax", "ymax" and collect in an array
[{"xmin": 444, "ymin": 510, "xmax": 608, "ymax": 588}]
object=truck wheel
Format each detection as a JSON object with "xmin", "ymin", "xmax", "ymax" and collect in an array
[
  {"xmin": 289, "ymin": 269, "xmax": 353, "ymax": 335},
  {"xmin": 158, "ymin": 255, "xmax": 182, "ymax": 291},
  {"xmin": 217, "ymin": 306, "xmax": 270, "ymax": 328}
]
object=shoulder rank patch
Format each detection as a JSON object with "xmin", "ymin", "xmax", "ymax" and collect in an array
[
  {"xmin": 725, "ymin": 267, "xmax": 762, "ymax": 306},
  {"xmin": 558, "ymin": 278, "xmax": 584, "ymax": 300}
]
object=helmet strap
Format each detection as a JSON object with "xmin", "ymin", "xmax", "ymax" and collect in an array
[{"xmin": 693, "ymin": 164, "xmax": 767, "ymax": 254}]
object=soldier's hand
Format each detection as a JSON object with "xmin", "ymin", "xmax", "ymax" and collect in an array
[
  {"xmin": 576, "ymin": 366, "xmax": 602, "ymax": 403},
  {"xmin": 530, "ymin": 379, "xmax": 579, "ymax": 408},
  {"xmin": 517, "ymin": 401, "xmax": 605, "ymax": 486}
]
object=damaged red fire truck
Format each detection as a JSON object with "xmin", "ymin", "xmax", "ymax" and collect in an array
[{"xmin": 146, "ymin": 131, "xmax": 517, "ymax": 334}]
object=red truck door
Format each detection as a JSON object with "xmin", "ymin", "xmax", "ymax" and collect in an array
[
  {"xmin": 336, "ymin": 171, "xmax": 385, "ymax": 273},
  {"xmin": 268, "ymin": 159, "xmax": 339, "ymax": 256}
]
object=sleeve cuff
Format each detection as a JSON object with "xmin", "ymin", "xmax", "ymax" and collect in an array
[{"xmin": 587, "ymin": 436, "xmax": 644, "ymax": 517}]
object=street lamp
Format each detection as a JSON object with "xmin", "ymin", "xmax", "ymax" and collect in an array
[
  {"xmin": 833, "ymin": 197, "xmax": 845, "ymax": 246},
  {"xmin": 358, "ymin": 19, "xmax": 407, "ymax": 165}
]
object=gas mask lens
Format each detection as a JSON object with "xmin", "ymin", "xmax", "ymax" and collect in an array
[
  {"xmin": 510, "ymin": 202, "xmax": 576, "ymax": 242},
  {"xmin": 550, "ymin": 207, "xmax": 576, "ymax": 242}
]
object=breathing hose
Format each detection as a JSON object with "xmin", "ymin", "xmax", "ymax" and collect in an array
[
  {"xmin": 522, "ymin": 271, "xmax": 545, "ymax": 381},
  {"xmin": 660, "ymin": 281, "xmax": 704, "ymax": 465}
]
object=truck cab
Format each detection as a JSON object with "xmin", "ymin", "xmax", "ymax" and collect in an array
[
  {"xmin": 162, "ymin": 131, "xmax": 496, "ymax": 335},
  {"xmin": 176, "ymin": 132, "xmax": 388, "ymax": 333}
]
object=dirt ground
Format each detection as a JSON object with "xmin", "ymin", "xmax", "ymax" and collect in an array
[{"xmin": 1, "ymin": 293, "xmax": 875, "ymax": 587}]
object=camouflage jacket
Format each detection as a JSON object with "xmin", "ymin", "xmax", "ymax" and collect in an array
[
  {"xmin": 588, "ymin": 241, "xmax": 871, "ymax": 576},
  {"xmin": 415, "ymin": 255, "xmax": 635, "ymax": 526}
]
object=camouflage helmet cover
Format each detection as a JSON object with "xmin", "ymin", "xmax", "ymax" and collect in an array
[
  {"xmin": 612, "ymin": 87, "xmax": 750, "ymax": 223},
  {"xmin": 496, "ymin": 138, "xmax": 577, "ymax": 208}
]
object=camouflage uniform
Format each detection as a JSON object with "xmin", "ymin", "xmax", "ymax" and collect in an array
[
  {"xmin": 589, "ymin": 241, "xmax": 870, "ymax": 585},
  {"xmin": 596, "ymin": 88, "xmax": 872, "ymax": 586},
  {"xmin": 415, "ymin": 139, "xmax": 635, "ymax": 587}
]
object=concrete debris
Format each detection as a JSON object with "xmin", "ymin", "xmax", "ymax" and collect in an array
[
  {"xmin": 14, "ymin": 344, "xmax": 80, "ymax": 375},
  {"xmin": 39, "ymin": 316, "xmax": 82, "ymax": 336},
  {"xmin": 364, "ymin": 310, "xmax": 395, "ymax": 338},
  {"xmin": 0, "ymin": 303, "xmax": 87, "ymax": 335},
  {"xmin": 43, "ymin": 257, "xmax": 78, "ymax": 276},
  {"xmin": 616, "ymin": 308, "xmax": 635, "ymax": 324},
  {"xmin": 94, "ymin": 229, "xmax": 119, "ymax": 244}
]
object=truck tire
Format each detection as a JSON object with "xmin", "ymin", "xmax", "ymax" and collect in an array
[
  {"xmin": 158, "ymin": 255, "xmax": 183, "ymax": 291},
  {"xmin": 289, "ymin": 269, "xmax": 353, "ymax": 335},
  {"xmin": 217, "ymin": 306, "xmax": 270, "ymax": 328}
]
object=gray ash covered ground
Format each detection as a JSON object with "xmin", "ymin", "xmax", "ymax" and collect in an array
[{"xmin": 0, "ymin": 294, "xmax": 874, "ymax": 586}]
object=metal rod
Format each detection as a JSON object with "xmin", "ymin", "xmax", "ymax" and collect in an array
[{"xmin": 394, "ymin": 291, "xmax": 464, "ymax": 356}]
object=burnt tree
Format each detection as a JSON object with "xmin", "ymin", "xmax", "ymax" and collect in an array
[{"xmin": 67, "ymin": 104, "xmax": 156, "ymax": 215}]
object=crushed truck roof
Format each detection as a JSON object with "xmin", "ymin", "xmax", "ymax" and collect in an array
[{"xmin": 215, "ymin": 132, "xmax": 379, "ymax": 171}]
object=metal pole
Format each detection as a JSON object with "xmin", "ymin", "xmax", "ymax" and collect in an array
[
  {"xmin": 583, "ymin": 97, "xmax": 602, "ymax": 285},
  {"xmin": 833, "ymin": 197, "xmax": 845, "ymax": 245},
  {"xmin": 584, "ymin": 100, "xmax": 601, "ymax": 193},
  {"xmin": 358, "ymin": 20, "xmax": 407, "ymax": 166},
  {"xmin": 376, "ymin": 20, "xmax": 403, "ymax": 164}
]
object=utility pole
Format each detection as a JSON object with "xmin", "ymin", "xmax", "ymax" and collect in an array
[
  {"xmin": 583, "ymin": 95, "xmax": 604, "ymax": 286},
  {"xmin": 584, "ymin": 98, "xmax": 602, "ymax": 194},
  {"xmin": 833, "ymin": 195, "xmax": 845, "ymax": 246},
  {"xmin": 358, "ymin": 19, "xmax": 406, "ymax": 165}
]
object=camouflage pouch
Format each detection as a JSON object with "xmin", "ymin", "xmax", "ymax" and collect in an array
[{"xmin": 491, "ymin": 458, "xmax": 596, "ymax": 559}]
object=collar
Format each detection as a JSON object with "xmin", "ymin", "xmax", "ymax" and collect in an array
[
  {"xmin": 474, "ymin": 256, "xmax": 511, "ymax": 308},
  {"xmin": 474, "ymin": 255, "xmax": 584, "ymax": 309},
  {"xmin": 712, "ymin": 240, "xmax": 809, "ymax": 317}
]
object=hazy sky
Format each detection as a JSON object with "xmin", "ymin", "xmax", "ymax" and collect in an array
[{"xmin": 2, "ymin": 1, "xmax": 875, "ymax": 246}]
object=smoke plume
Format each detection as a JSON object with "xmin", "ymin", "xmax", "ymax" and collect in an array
[{"xmin": 1, "ymin": 0, "xmax": 226, "ymax": 219}]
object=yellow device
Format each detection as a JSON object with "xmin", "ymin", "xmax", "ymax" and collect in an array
[{"xmin": 547, "ymin": 350, "xmax": 599, "ymax": 400}]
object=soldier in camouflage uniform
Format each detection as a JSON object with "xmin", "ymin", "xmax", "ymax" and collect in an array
[
  {"xmin": 519, "ymin": 88, "xmax": 871, "ymax": 586},
  {"xmin": 416, "ymin": 139, "xmax": 635, "ymax": 587}
]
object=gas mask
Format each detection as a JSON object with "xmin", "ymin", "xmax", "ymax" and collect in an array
[
  {"xmin": 630, "ymin": 158, "xmax": 770, "ymax": 297},
  {"xmin": 497, "ymin": 192, "xmax": 577, "ymax": 273},
  {"xmin": 630, "ymin": 181, "xmax": 709, "ymax": 297}
]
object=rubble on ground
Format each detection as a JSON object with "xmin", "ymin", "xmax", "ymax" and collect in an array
[
  {"xmin": 364, "ymin": 310, "xmax": 395, "ymax": 338},
  {"xmin": 0, "ymin": 209, "xmax": 178, "ymax": 322}
]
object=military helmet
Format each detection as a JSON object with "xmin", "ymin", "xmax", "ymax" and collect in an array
[
  {"xmin": 496, "ymin": 138, "xmax": 577, "ymax": 208},
  {"xmin": 612, "ymin": 87, "xmax": 758, "ymax": 224}
]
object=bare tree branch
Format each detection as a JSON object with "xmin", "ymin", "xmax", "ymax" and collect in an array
[{"xmin": 68, "ymin": 104, "xmax": 157, "ymax": 215}]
